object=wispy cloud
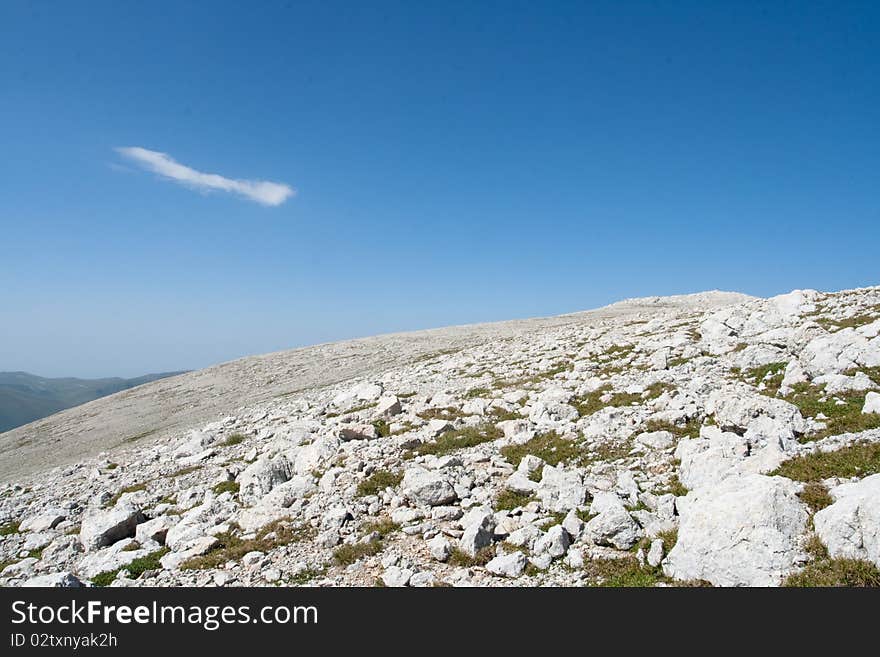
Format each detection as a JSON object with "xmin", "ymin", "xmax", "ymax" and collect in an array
[{"xmin": 115, "ymin": 146, "xmax": 294, "ymax": 207}]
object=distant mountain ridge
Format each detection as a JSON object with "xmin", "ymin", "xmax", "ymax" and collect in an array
[{"xmin": 0, "ymin": 371, "xmax": 187, "ymax": 433}]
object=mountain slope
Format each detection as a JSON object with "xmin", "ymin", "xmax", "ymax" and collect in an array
[
  {"xmin": 0, "ymin": 291, "xmax": 751, "ymax": 481},
  {"xmin": 0, "ymin": 371, "xmax": 187, "ymax": 433}
]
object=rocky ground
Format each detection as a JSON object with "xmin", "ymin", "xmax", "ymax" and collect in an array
[{"xmin": 2, "ymin": 286, "xmax": 880, "ymax": 588}]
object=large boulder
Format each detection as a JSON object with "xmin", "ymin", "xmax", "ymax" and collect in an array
[
  {"xmin": 584, "ymin": 493, "xmax": 641, "ymax": 550},
  {"xmin": 79, "ymin": 503, "xmax": 145, "ymax": 552},
  {"xmin": 458, "ymin": 507, "xmax": 496, "ymax": 557},
  {"xmin": 663, "ymin": 474, "xmax": 808, "ymax": 586},
  {"xmin": 706, "ymin": 388, "xmax": 805, "ymax": 435},
  {"xmin": 814, "ymin": 473, "xmax": 880, "ymax": 567},
  {"xmin": 401, "ymin": 468, "xmax": 456, "ymax": 507},
  {"xmin": 238, "ymin": 454, "xmax": 292, "ymax": 505},
  {"xmin": 536, "ymin": 465, "xmax": 585, "ymax": 512}
]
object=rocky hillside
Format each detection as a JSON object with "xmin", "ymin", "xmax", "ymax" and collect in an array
[{"xmin": 2, "ymin": 286, "xmax": 879, "ymax": 588}]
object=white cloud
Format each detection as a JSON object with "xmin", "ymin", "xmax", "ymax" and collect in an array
[{"xmin": 115, "ymin": 146, "xmax": 294, "ymax": 206}]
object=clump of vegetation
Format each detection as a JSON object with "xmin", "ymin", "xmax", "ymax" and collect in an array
[
  {"xmin": 737, "ymin": 361, "xmax": 787, "ymax": 396},
  {"xmin": 212, "ymin": 481, "xmax": 240, "ymax": 495},
  {"xmin": 289, "ymin": 566, "xmax": 326, "ymax": 586},
  {"xmin": 644, "ymin": 382, "xmax": 675, "ymax": 400},
  {"xmin": 222, "ymin": 433, "xmax": 246, "ymax": 447},
  {"xmin": 416, "ymin": 406, "xmax": 468, "ymax": 421},
  {"xmin": 583, "ymin": 557, "xmax": 665, "ymax": 587},
  {"xmin": 91, "ymin": 548, "xmax": 170, "ymax": 587},
  {"xmin": 572, "ymin": 386, "xmax": 641, "ymax": 417},
  {"xmin": 784, "ymin": 557, "xmax": 880, "ymax": 587},
  {"xmin": 356, "ymin": 470, "xmax": 403, "ymax": 497},
  {"xmin": 371, "ymin": 419, "xmax": 391, "ymax": 438},
  {"xmin": 656, "ymin": 474, "xmax": 688, "ymax": 497},
  {"xmin": 587, "ymin": 438, "xmax": 635, "ymax": 463},
  {"xmin": 494, "ymin": 489, "xmax": 535, "ymax": 511},
  {"xmin": 798, "ymin": 482, "xmax": 834, "ymax": 513},
  {"xmin": 0, "ymin": 521, "xmax": 20, "ymax": 536},
  {"xmin": 657, "ymin": 528, "xmax": 678, "ymax": 553},
  {"xmin": 332, "ymin": 541, "xmax": 384, "ymax": 566},
  {"xmin": 783, "ymin": 383, "xmax": 880, "ymax": 441},
  {"xmin": 667, "ymin": 356, "xmax": 691, "ymax": 368},
  {"xmin": 414, "ymin": 423, "xmax": 503, "ymax": 457},
  {"xmin": 465, "ymin": 387, "xmax": 491, "ymax": 399},
  {"xmin": 486, "ymin": 406, "xmax": 522, "ymax": 422},
  {"xmin": 447, "ymin": 546, "xmax": 494, "ymax": 567},
  {"xmin": 771, "ymin": 441, "xmax": 880, "ymax": 482},
  {"xmin": 181, "ymin": 519, "xmax": 313, "ymax": 570},
  {"xmin": 641, "ymin": 417, "xmax": 701, "ymax": 439},
  {"xmin": 815, "ymin": 305, "xmax": 880, "ymax": 332},
  {"xmin": 500, "ymin": 431, "xmax": 580, "ymax": 468},
  {"xmin": 359, "ymin": 517, "xmax": 400, "ymax": 537}
]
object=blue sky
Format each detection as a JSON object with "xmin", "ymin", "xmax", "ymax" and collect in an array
[{"xmin": 1, "ymin": 1, "xmax": 878, "ymax": 378}]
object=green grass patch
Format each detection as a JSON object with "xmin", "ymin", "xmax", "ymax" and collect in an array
[
  {"xmin": 465, "ymin": 387, "xmax": 492, "ymax": 399},
  {"xmin": 222, "ymin": 433, "xmax": 246, "ymax": 447},
  {"xmin": 181, "ymin": 520, "xmax": 313, "ymax": 570},
  {"xmin": 500, "ymin": 431, "xmax": 581, "ymax": 467},
  {"xmin": 784, "ymin": 557, "xmax": 880, "ymax": 587},
  {"xmin": 783, "ymin": 383, "xmax": 880, "ymax": 441},
  {"xmin": 447, "ymin": 546, "xmax": 494, "ymax": 567},
  {"xmin": 289, "ymin": 566, "xmax": 326, "ymax": 586},
  {"xmin": 170, "ymin": 465, "xmax": 202, "ymax": 478},
  {"xmin": 737, "ymin": 361, "xmax": 787, "ymax": 396},
  {"xmin": 641, "ymin": 417, "xmax": 701, "ymax": 439},
  {"xmin": 416, "ymin": 407, "xmax": 467, "ymax": 421},
  {"xmin": 332, "ymin": 541, "xmax": 384, "ymax": 566},
  {"xmin": 212, "ymin": 481, "xmax": 240, "ymax": 495},
  {"xmin": 656, "ymin": 473, "xmax": 688, "ymax": 497},
  {"xmin": 771, "ymin": 441, "xmax": 880, "ymax": 481},
  {"xmin": 414, "ymin": 423, "xmax": 503, "ymax": 457},
  {"xmin": 0, "ymin": 521, "xmax": 20, "ymax": 536},
  {"xmin": 359, "ymin": 517, "xmax": 400, "ymax": 537},
  {"xmin": 371, "ymin": 419, "xmax": 391, "ymax": 438},
  {"xmin": 356, "ymin": 470, "xmax": 403, "ymax": 497},
  {"xmin": 798, "ymin": 482, "xmax": 833, "ymax": 513},
  {"xmin": 91, "ymin": 548, "xmax": 170, "ymax": 587},
  {"xmin": 583, "ymin": 557, "xmax": 665, "ymax": 587},
  {"xmin": 494, "ymin": 489, "xmax": 535, "ymax": 511}
]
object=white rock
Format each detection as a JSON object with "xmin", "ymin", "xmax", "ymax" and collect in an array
[
  {"xmin": 19, "ymin": 509, "xmax": 66, "ymax": 533},
  {"xmin": 663, "ymin": 474, "xmax": 808, "ymax": 586},
  {"xmin": 427, "ymin": 534, "xmax": 452, "ymax": 561},
  {"xmin": 79, "ymin": 503, "xmax": 145, "ymax": 552},
  {"xmin": 534, "ymin": 525, "xmax": 570, "ymax": 559},
  {"xmin": 536, "ymin": 465, "xmax": 585, "ymax": 512},
  {"xmin": 21, "ymin": 572, "xmax": 83, "ymax": 588},
  {"xmin": 636, "ymin": 430, "xmax": 675, "ymax": 450},
  {"xmin": 487, "ymin": 551, "xmax": 528, "ymax": 578},
  {"xmin": 238, "ymin": 454, "xmax": 292, "ymax": 505},
  {"xmin": 814, "ymin": 473, "xmax": 880, "ymax": 567},
  {"xmin": 135, "ymin": 516, "xmax": 178, "ymax": 545},
  {"xmin": 458, "ymin": 508, "xmax": 496, "ymax": 557},
  {"xmin": 863, "ymin": 391, "xmax": 880, "ymax": 415},
  {"xmin": 647, "ymin": 539, "xmax": 664, "ymax": 567},
  {"xmin": 338, "ymin": 424, "xmax": 379, "ymax": 441},
  {"xmin": 584, "ymin": 494, "xmax": 641, "ymax": 550},
  {"xmin": 401, "ymin": 468, "xmax": 456, "ymax": 506},
  {"xmin": 381, "ymin": 565, "xmax": 413, "ymax": 587},
  {"xmin": 375, "ymin": 395, "xmax": 402, "ymax": 417}
]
